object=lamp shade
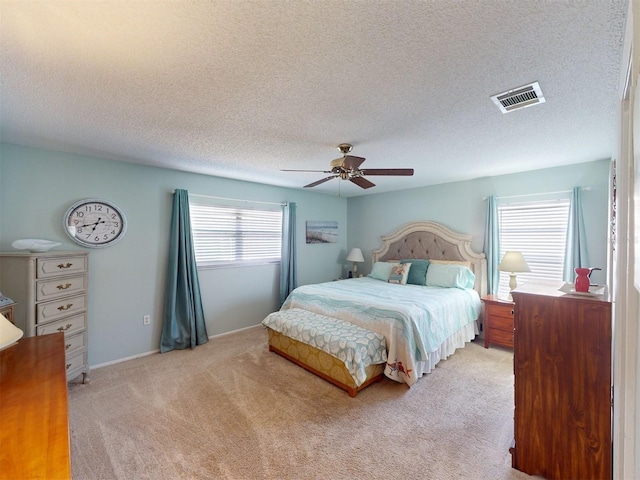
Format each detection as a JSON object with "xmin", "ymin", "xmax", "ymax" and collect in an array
[
  {"xmin": 346, "ymin": 248, "xmax": 364, "ymax": 263},
  {"xmin": 0, "ymin": 313, "xmax": 23, "ymax": 352},
  {"xmin": 498, "ymin": 251, "xmax": 531, "ymax": 273}
]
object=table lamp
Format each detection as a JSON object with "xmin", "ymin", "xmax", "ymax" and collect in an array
[
  {"xmin": 0, "ymin": 312, "xmax": 23, "ymax": 351},
  {"xmin": 498, "ymin": 251, "xmax": 531, "ymax": 299},
  {"xmin": 346, "ymin": 247, "xmax": 365, "ymax": 277}
]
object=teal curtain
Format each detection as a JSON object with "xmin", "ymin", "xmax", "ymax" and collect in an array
[
  {"xmin": 160, "ymin": 189, "xmax": 209, "ymax": 353},
  {"xmin": 279, "ymin": 202, "xmax": 297, "ymax": 307},
  {"xmin": 563, "ymin": 186, "xmax": 589, "ymax": 282},
  {"xmin": 483, "ymin": 195, "xmax": 500, "ymax": 294}
]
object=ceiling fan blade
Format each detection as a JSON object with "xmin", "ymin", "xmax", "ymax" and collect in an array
[
  {"xmin": 304, "ymin": 175, "xmax": 338, "ymax": 188},
  {"xmin": 282, "ymin": 169, "xmax": 331, "ymax": 173},
  {"xmin": 342, "ymin": 155, "xmax": 366, "ymax": 170},
  {"xmin": 349, "ymin": 176, "xmax": 376, "ymax": 189},
  {"xmin": 360, "ymin": 168, "xmax": 414, "ymax": 176}
]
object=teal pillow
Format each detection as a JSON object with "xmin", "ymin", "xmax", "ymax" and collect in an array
[
  {"xmin": 369, "ymin": 262, "xmax": 395, "ymax": 281},
  {"xmin": 401, "ymin": 259, "xmax": 430, "ymax": 286}
]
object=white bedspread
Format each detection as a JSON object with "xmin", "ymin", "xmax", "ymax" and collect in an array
[{"xmin": 281, "ymin": 277, "xmax": 481, "ymax": 386}]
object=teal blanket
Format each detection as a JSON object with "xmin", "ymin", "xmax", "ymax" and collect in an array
[{"xmin": 281, "ymin": 277, "xmax": 481, "ymax": 386}]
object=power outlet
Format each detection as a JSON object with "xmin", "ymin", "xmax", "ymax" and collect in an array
[{"xmin": 143, "ymin": 315, "xmax": 151, "ymax": 325}]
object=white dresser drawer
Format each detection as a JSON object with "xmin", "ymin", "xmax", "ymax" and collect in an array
[
  {"xmin": 36, "ymin": 274, "xmax": 87, "ymax": 302},
  {"xmin": 37, "ymin": 255, "xmax": 87, "ymax": 279},
  {"xmin": 36, "ymin": 312, "xmax": 86, "ymax": 337},
  {"xmin": 37, "ymin": 296, "xmax": 86, "ymax": 324},
  {"xmin": 63, "ymin": 331, "xmax": 86, "ymax": 355},
  {"xmin": 65, "ymin": 350, "xmax": 87, "ymax": 379}
]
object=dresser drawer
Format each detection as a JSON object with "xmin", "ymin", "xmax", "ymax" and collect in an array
[
  {"xmin": 36, "ymin": 274, "xmax": 87, "ymax": 302},
  {"xmin": 487, "ymin": 326, "xmax": 514, "ymax": 348},
  {"xmin": 65, "ymin": 350, "xmax": 87, "ymax": 378},
  {"xmin": 488, "ymin": 311, "xmax": 514, "ymax": 331},
  {"xmin": 63, "ymin": 331, "xmax": 87, "ymax": 355},
  {"xmin": 36, "ymin": 256, "xmax": 87, "ymax": 279},
  {"xmin": 486, "ymin": 303, "xmax": 514, "ymax": 320},
  {"xmin": 37, "ymin": 313, "xmax": 86, "ymax": 337},
  {"xmin": 37, "ymin": 296, "xmax": 86, "ymax": 324}
]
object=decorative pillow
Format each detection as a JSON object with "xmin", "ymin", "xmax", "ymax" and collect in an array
[
  {"xmin": 369, "ymin": 262, "xmax": 396, "ymax": 281},
  {"xmin": 400, "ymin": 259, "xmax": 430, "ymax": 286},
  {"xmin": 429, "ymin": 259, "xmax": 473, "ymax": 269},
  {"xmin": 388, "ymin": 263, "xmax": 411, "ymax": 285},
  {"xmin": 425, "ymin": 264, "xmax": 475, "ymax": 289}
]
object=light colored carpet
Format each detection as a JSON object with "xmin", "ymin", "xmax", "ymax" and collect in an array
[{"xmin": 68, "ymin": 326, "xmax": 533, "ymax": 480}]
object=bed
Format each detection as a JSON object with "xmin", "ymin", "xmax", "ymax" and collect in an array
[{"xmin": 277, "ymin": 221, "xmax": 487, "ymax": 388}]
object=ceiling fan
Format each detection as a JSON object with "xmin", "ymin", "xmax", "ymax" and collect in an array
[{"xmin": 282, "ymin": 143, "xmax": 414, "ymax": 189}]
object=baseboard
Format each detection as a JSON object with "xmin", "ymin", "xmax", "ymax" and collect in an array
[
  {"xmin": 209, "ymin": 323, "xmax": 262, "ymax": 339},
  {"xmin": 91, "ymin": 349, "xmax": 160, "ymax": 370},
  {"xmin": 90, "ymin": 324, "xmax": 264, "ymax": 371}
]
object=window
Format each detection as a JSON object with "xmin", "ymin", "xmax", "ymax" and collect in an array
[
  {"xmin": 497, "ymin": 199, "xmax": 570, "ymax": 298},
  {"xmin": 189, "ymin": 203, "xmax": 282, "ymax": 268}
]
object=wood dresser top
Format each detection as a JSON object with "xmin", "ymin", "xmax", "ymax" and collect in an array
[
  {"xmin": 512, "ymin": 280, "xmax": 611, "ymax": 304},
  {"xmin": 0, "ymin": 333, "xmax": 71, "ymax": 480}
]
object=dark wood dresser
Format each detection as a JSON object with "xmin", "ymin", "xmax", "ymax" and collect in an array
[
  {"xmin": 511, "ymin": 283, "xmax": 611, "ymax": 480},
  {"xmin": 0, "ymin": 333, "xmax": 71, "ymax": 479}
]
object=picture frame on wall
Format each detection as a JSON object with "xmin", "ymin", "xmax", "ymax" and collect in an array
[{"xmin": 306, "ymin": 221, "xmax": 338, "ymax": 244}]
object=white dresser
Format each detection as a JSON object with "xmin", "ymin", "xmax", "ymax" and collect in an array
[{"xmin": 0, "ymin": 251, "xmax": 89, "ymax": 383}]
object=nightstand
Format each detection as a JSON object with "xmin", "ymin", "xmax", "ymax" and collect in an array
[
  {"xmin": 0, "ymin": 302, "xmax": 15, "ymax": 324},
  {"xmin": 482, "ymin": 294, "xmax": 514, "ymax": 349}
]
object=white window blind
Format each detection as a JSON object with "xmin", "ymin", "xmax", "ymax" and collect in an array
[
  {"xmin": 189, "ymin": 203, "xmax": 282, "ymax": 268},
  {"xmin": 497, "ymin": 199, "xmax": 570, "ymax": 298}
]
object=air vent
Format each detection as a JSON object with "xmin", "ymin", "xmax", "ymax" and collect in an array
[{"xmin": 491, "ymin": 82, "xmax": 545, "ymax": 113}]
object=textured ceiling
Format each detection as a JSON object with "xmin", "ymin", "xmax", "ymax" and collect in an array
[{"xmin": 0, "ymin": 1, "xmax": 628, "ymax": 197}]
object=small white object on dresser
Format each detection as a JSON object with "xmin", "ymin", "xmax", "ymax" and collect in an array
[{"xmin": 0, "ymin": 251, "xmax": 89, "ymax": 383}]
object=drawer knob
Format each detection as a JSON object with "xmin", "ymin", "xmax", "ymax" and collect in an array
[
  {"xmin": 57, "ymin": 263, "xmax": 73, "ymax": 269},
  {"xmin": 65, "ymin": 343, "xmax": 71, "ymax": 350},
  {"xmin": 57, "ymin": 323, "xmax": 73, "ymax": 332},
  {"xmin": 57, "ymin": 303, "xmax": 73, "ymax": 311},
  {"xmin": 66, "ymin": 363, "xmax": 72, "ymax": 370},
  {"xmin": 57, "ymin": 283, "xmax": 72, "ymax": 290}
]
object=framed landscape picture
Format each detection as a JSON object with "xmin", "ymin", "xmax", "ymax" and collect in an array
[{"xmin": 306, "ymin": 221, "xmax": 338, "ymax": 244}]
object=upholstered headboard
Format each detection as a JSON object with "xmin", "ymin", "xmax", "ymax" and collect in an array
[{"xmin": 372, "ymin": 221, "xmax": 487, "ymax": 297}]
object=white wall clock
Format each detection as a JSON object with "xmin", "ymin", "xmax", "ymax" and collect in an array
[{"xmin": 63, "ymin": 198, "xmax": 127, "ymax": 248}]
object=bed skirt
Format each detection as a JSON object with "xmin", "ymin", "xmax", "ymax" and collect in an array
[
  {"xmin": 266, "ymin": 328, "xmax": 385, "ymax": 397},
  {"xmin": 412, "ymin": 320, "xmax": 479, "ymax": 379}
]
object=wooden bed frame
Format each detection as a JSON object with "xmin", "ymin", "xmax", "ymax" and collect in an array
[{"xmin": 267, "ymin": 329, "xmax": 384, "ymax": 397}]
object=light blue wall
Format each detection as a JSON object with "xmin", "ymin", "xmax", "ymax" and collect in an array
[
  {"xmin": 0, "ymin": 144, "xmax": 611, "ymax": 367},
  {"xmin": 0, "ymin": 143, "xmax": 348, "ymax": 366},
  {"xmin": 347, "ymin": 159, "xmax": 611, "ymax": 286}
]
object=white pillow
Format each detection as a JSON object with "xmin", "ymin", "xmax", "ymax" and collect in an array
[
  {"xmin": 388, "ymin": 263, "xmax": 411, "ymax": 285},
  {"xmin": 369, "ymin": 262, "xmax": 396, "ymax": 281},
  {"xmin": 426, "ymin": 264, "xmax": 475, "ymax": 289},
  {"xmin": 429, "ymin": 259, "xmax": 473, "ymax": 269}
]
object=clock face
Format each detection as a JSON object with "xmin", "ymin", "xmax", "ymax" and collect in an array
[{"xmin": 63, "ymin": 199, "xmax": 127, "ymax": 248}]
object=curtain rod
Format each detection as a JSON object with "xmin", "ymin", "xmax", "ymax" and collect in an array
[
  {"xmin": 483, "ymin": 186, "xmax": 590, "ymax": 201},
  {"xmin": 172, "ymin": 190, "xmax": 287, "ymax": 207}
]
